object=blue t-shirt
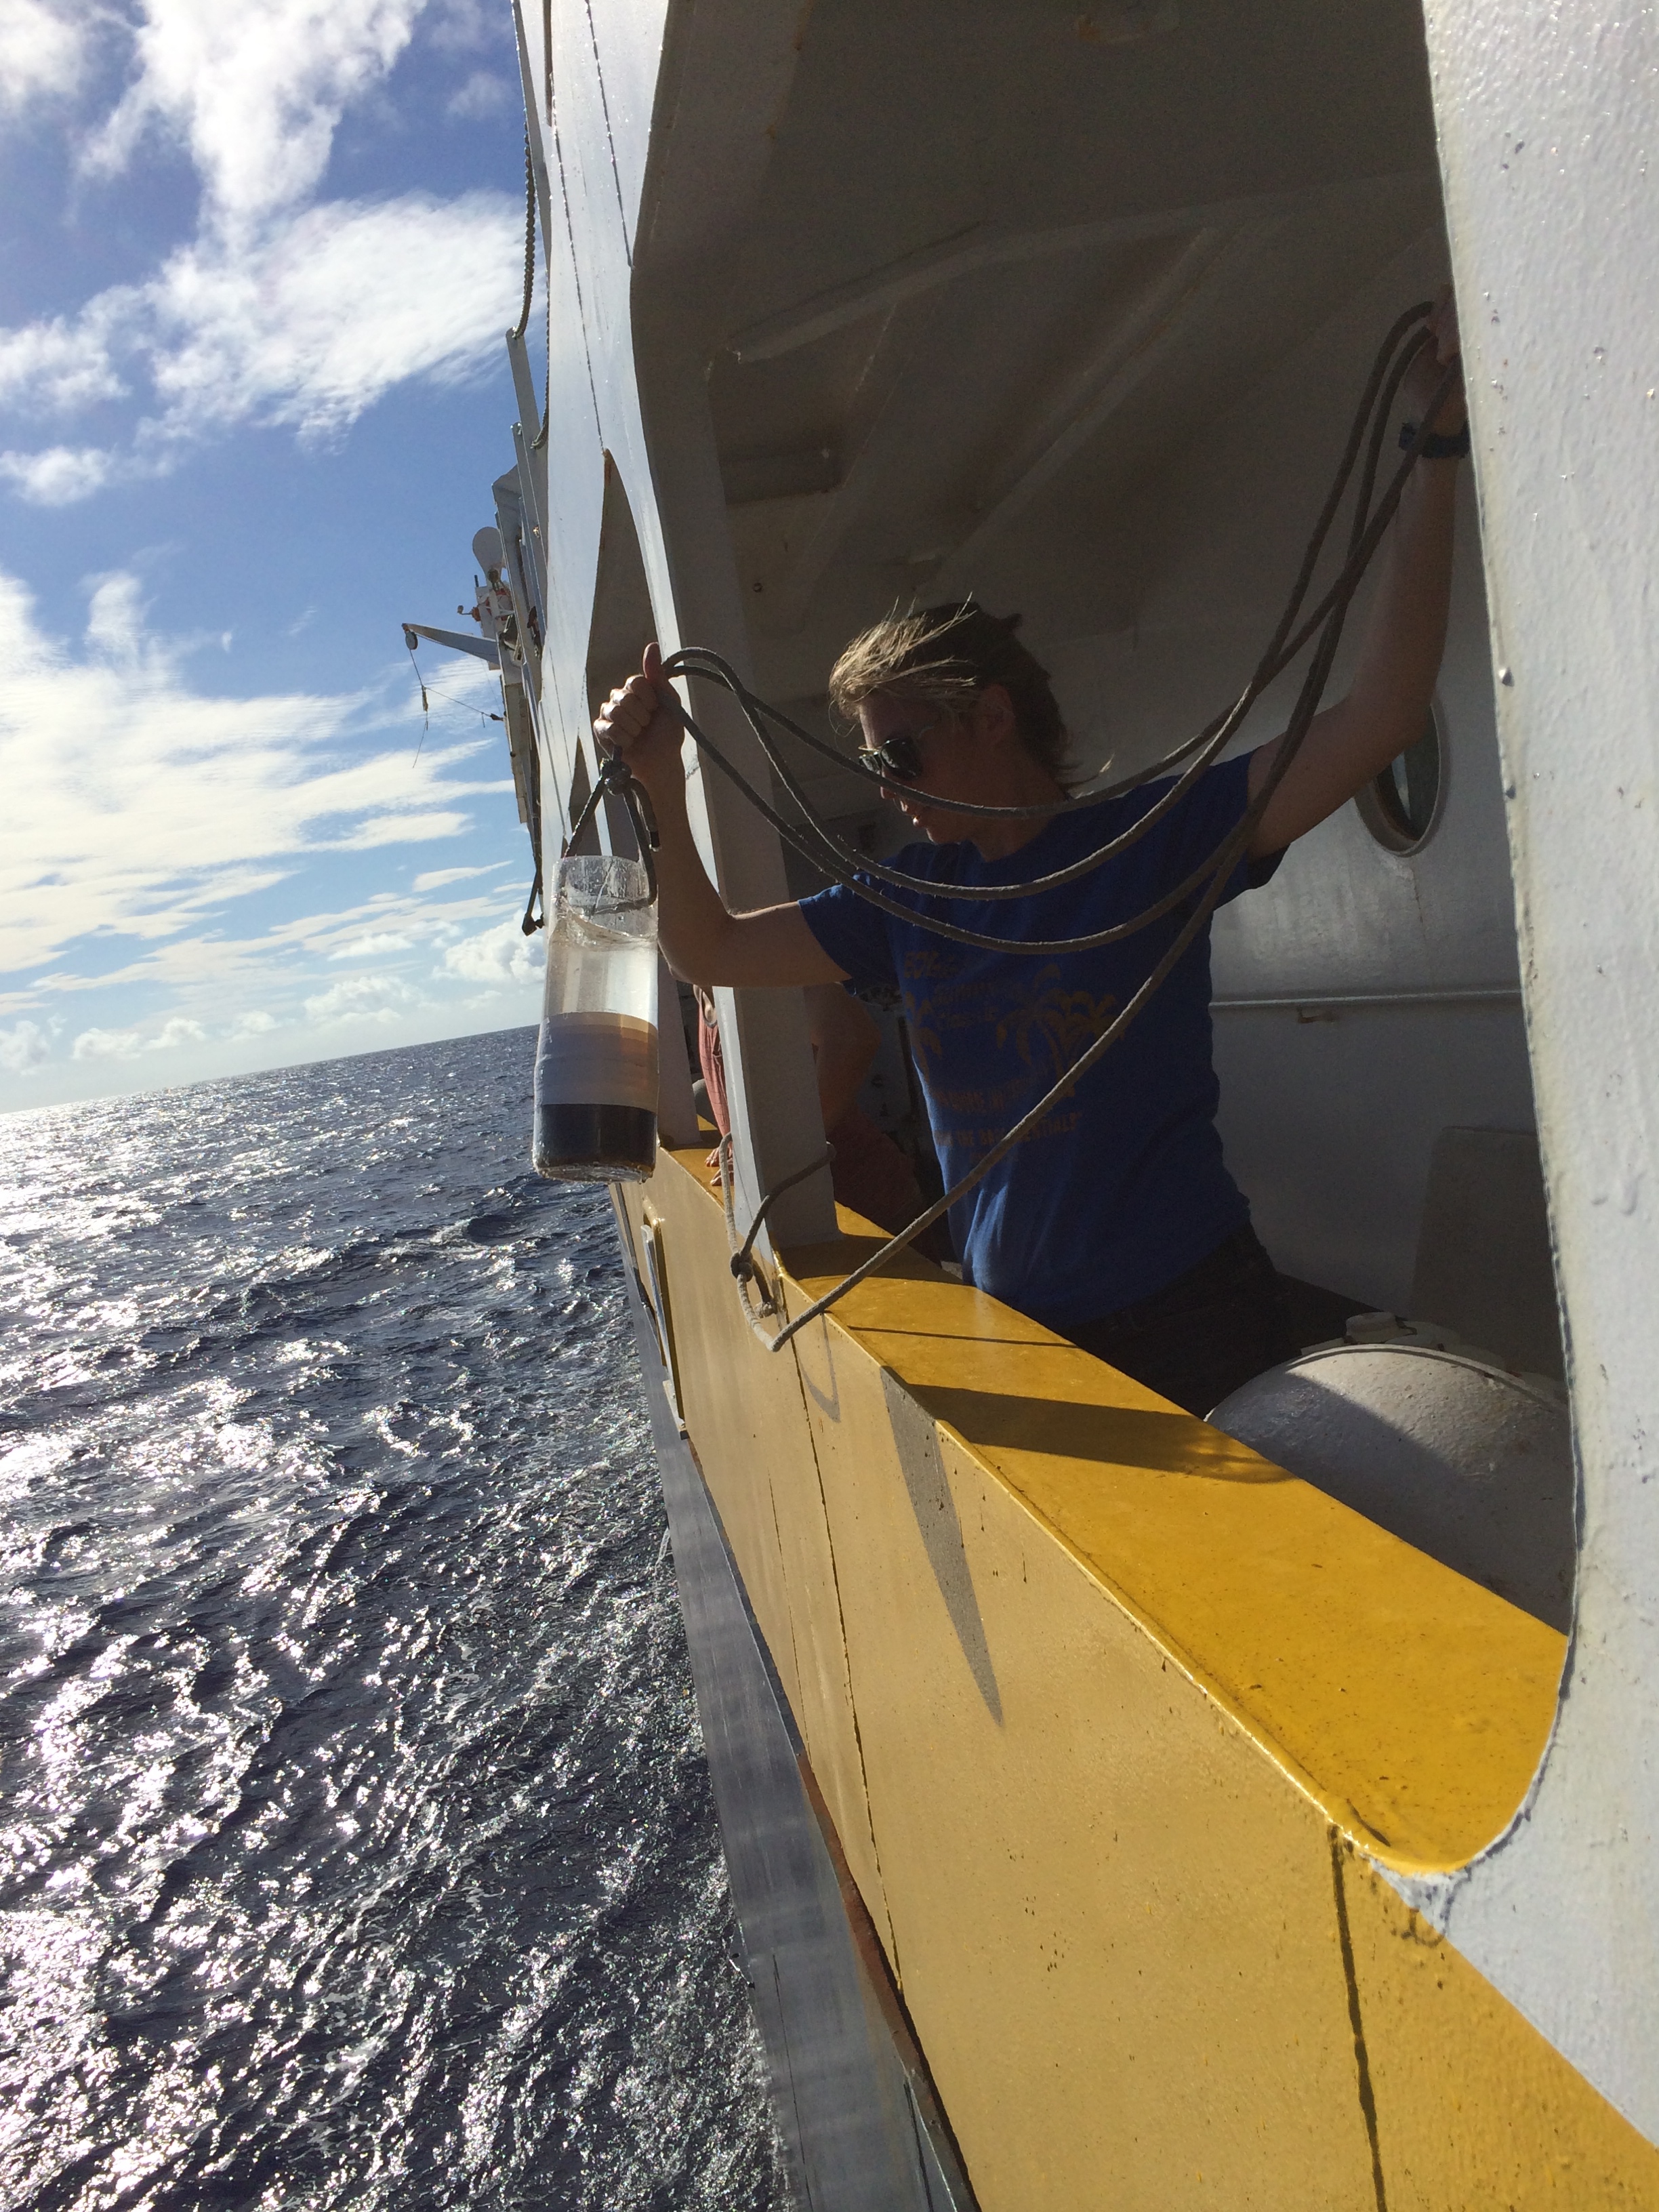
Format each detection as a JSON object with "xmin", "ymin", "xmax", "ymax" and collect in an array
[{"xmin": 798, "ymin": 754, "xmax": 1280, "ymax": 1332}]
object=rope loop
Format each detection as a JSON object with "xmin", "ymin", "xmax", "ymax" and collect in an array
[
  {"xmin": 718, "ymin": 1136, "xmax": 836, "ymax": 1340},
  {"xmin": 647, "ymin": 334, "xmax": 1462, "ymax": 968},
  {"xmin": 558, "ymin": 752, "xmax": 659, "ymax": 906}
]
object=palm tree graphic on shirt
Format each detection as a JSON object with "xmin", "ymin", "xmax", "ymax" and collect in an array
[
  {"xmin": 994, "ymin": 975, "xmax": 1119, "ymax": 1084},
  {"xmin": 907, "ymin": 962, "xmax": 1116, "ymax": 1092}
]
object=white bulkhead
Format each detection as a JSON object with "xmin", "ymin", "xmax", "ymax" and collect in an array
[{"xmin": 1414, "ymin": 0, "xmax": 1659, "ymax": 2139}]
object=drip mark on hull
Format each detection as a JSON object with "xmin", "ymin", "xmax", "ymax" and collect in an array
[{"xmin": 1330, "ymin": 1826, "xmax": 1389, "ymax": 2212}]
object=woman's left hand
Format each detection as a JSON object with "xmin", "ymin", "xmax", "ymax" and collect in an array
[{"xmin": 1405, "ymin": 287, "xmax": 1466, "ymax": 434}]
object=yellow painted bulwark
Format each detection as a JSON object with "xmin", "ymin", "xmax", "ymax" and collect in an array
[
  {"xmin": 620, "ymin": 1167, "xmax": 894, "ymax": 1954},
  {"xmin": 638, "ymin": 1148, "xmax": 1658, "ymax": 2209},
  {"xmin": 783, "ymin": 1236, "xmax": 1561, "ymax": 1872},
  {"xmin": 1343, "ymin": 1854, "xmax": 1659, "ymax": 2209}
]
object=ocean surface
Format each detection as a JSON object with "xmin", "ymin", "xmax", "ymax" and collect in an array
[{"xmin": 0, "ymin": 1029, "xmax": 788, "ymax": 2211}]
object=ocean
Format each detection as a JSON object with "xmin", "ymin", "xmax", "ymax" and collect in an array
[{"xmin": 0, "ymin": 1028, "xmax": 788, "ymax": 2211}]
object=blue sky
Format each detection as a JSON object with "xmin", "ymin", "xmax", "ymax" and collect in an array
[{"xmin": 0, "ymin": 0, "xmax": 550, "ymax": 1109}]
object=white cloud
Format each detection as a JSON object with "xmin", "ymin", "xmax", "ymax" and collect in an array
[
  {"xmin": 447, "ymin": 69, "xmax": 510, "ymax": 119},
  {"xmin": 427, "ymin": 0, "xmax": 492, "ymax": 52},
  {"xmin": 145, "ymin": 190, "xmax": 523, "ymax": 441},
  {"xmin": 0, "ymin": 445, "xmax": 118, "ymax": 504},
  {"xmin": 0, "ymin": 1016, "xmax": 49, "ymax": 1072},
  {"xmin": 0, "ymin": 569, "xmax": 508, "ymax": 975},
  {"xmin": 0, "ymin": 5, "xmax": 541, "ymax": 1105},
  {"xmin": 330, "ymin": 930, "xmax": 411, "ymax": 958},
  {"xmin": 0, "ymin": 311, "xmax": 127, "ymax": 416},
  {"xmin": 0, "ymin": 0, "xmax": 85, "ymax": 112},
  {"xmin": 87, "ymin": 0, "xmax": 426, "ymax": 226},
  {"xmin": 24, "ymin": 884, "xmax": 519, "ymax": 1006},
  {"xmin": 148, "ymin": 1015, "xmax": 205, "ymax": 1050},
  {"xmin": 73, "ymin": 1026, "xmax": 142, "ymax": 1061},
  {"xmin": 438, "ymin": 917, "xmax": 544, "ymax": 989},
  {"xmin": 0, "ymin": 3, "xmax": 524, "ymax": 500},
  {"xmin": 0, "ymin": 190, "xmax": 522, "ymax": 503},
  {"xmin": 304, "ymin": 971, "xmax": 422, "ymax": 1025},
  {"xmin": 6, "ymin": 880, "xmax": 533, "ymax": 1101},
  {"xmin": 412, "ymin": 863, "xmax": 506, "ymax": 892},
  {"xmin": 84, "ymin": 571, "xmax": 148, "ymax": 660},
  {"xmin": 72, "ymin": 1014, "xmax": 211, "ymax": 1057},
  {"xmin": 332, "ymin": 808, "xmax": 476, "ymax": 848}
]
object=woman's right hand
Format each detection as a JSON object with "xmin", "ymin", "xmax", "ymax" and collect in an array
[
  {"xmin": 593, "ymin": 642, "xmax": 683, "ymax": 797},
  {"xmin": 1404, "ymin": 288, "xmax": 1466, "ymax": 435}
]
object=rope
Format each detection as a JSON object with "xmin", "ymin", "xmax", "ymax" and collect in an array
[
  {"xmin": 405, "ymin": 632, "xmax": 429, "ymax": 718},
  {"xmin": 652, "ymin": 327, "xmax": 1449, "ymax": 951},
  {"xmin": 720, "ymin": 1134, "xmax": 777, "ymax": 1334},
  {"xmin": 655, "ymin": 314, "xmax": 1458, "ymax": 1351},
  {"xmin": 668, "ymin": 307, "xmax": 1433, "ymax": 832},
  {"xmin": 403, "ymin": 632, "xmax": 507, "ymax": 758},
  {"xmin": 510, "ymin": 133, "xmax": 536, "ymax": 343},
  {"xmin": 423, "ymin": 683, "xmax": 504, "ymax": 724},
  {"xmin": 403, "ymin": 630, "xmax": 432, "ymax": 764},
  {"xmin": 647, "ymin": 367, "xmax": 1455, "ymax": 964},
  {"xmin": 720, "ymin": 1136, "xmax": 836, "ymax": 1337},
  {"xmin": 520, "ymin": 857, "xmax": 544, "ymax": 935},
  {"xmin": 559, "ymin": 752, "xmax": 660, "ymax": 904}
]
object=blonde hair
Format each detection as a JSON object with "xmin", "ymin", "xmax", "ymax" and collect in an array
[{"xmin": 827, "ymin": 601, "xmax": 1073, "ymax": 781}]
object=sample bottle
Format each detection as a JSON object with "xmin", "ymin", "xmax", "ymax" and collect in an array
[{"xmin": 533, "ymin": 853, "xmax": 659, "ymax": 1181}]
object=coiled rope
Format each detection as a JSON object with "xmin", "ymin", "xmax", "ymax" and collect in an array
[
  {"xmin": 604, "ymin": 307, "xmax": 1457, "ymax": 1350},
  {"xmin": 656, "ymin": 312, "xmax": 1445, "ymax": 962},
  {"xmin": 670, "ymin": 300, "xmax": 1431, "ymax": 842}
]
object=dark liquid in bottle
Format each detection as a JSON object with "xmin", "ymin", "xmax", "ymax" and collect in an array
[{"xmin": 533, "ymin": 1102, "xmax": 657, "ymax": 1183}]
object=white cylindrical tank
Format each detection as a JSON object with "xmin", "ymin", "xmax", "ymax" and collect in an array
[{"xmin": 1209, "ymin": 1343, "xmax": 1574, "ymax": 1631}]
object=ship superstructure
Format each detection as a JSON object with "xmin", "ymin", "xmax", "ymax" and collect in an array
[{"xmin": 409, "ymin": 3, "xmax": 1659, "ymax": 2201}]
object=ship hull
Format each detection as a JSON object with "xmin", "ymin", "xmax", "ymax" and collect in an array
[{"xmin": 613, "ymin": 1195, "xmax": 972, "ymax": 2210}]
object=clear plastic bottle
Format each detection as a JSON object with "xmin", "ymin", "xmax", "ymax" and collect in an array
[{"xmin": 532, "ymin": 854, "xmax": 659, "ymax": 1181}]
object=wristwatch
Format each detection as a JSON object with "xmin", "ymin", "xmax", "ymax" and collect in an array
[{"xmin": 1399, "ymin": 419, "xmax": 1471, "ymax": 460}]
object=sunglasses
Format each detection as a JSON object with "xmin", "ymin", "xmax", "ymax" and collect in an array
[{"xmin": 856, "ymin": 718, "xmax": 942, "ymax": 785}]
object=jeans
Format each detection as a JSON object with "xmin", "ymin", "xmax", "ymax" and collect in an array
[{"xmin": 1063, "ymin": 1223, "xmax": 1299, "ymax": 1419}]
